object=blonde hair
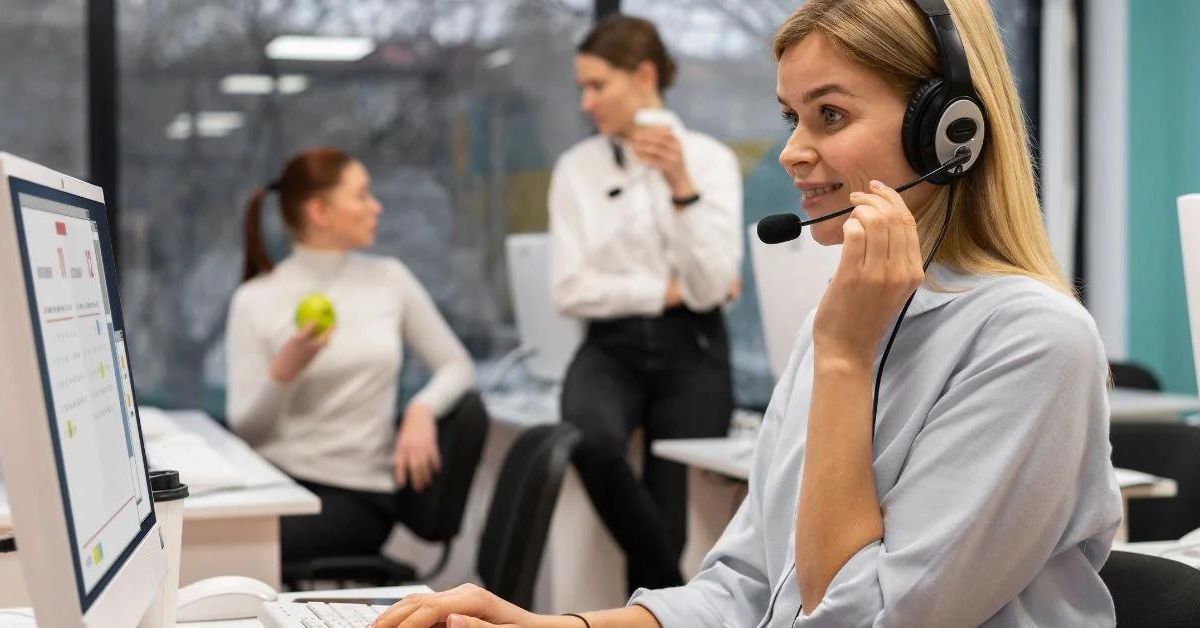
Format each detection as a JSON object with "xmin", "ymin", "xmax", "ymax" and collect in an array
[{"xmin": 774, "ymin": 0, "xmax": 1070, "ymax": 294}]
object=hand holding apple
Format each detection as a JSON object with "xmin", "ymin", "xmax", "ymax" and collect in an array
[{"xmin": 270, "ymin": 320, "xmax": 334, "ymax": 384}]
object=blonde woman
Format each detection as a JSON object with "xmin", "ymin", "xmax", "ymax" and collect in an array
[{"xmin": 372, "ymin": 0, "xmax": 1122, "ymax": 626}]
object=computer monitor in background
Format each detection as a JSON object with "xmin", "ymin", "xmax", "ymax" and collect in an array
[
  {"xmin": 748, "ymin": 223, "xmax": 841, "ymax": 379},
  {"xmin": 505, "ymin": 233, "xmax": 583, "ymax": 383},
  {"xmin": 0, "ymin": 152, "xmax": 166, "ymax": 626},
  {"xmin": 1178, "ymin": 193, "xmax": 1200, "ymax": 394}
]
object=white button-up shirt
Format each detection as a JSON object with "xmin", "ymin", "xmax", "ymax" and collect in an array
[{"xmin": 549, "ymin": 111, "xmax": 743, "ymax": 319}]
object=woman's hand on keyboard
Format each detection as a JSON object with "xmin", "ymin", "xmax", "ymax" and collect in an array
[
  {"xmin": 394, "ymin": 402, "xmax": 441, "ymax": 492},
  {"xmin": 371, "ymin": 584, "xmax": 586, "ymax": 628},
  {"xmin": 269, "ymin": 322, "xmax": 334, "ymax": 383}
]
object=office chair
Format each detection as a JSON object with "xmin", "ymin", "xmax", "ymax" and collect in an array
[
  {"xmin": 1110, "ymin": 422, "xmax": 1200, "ymax": 541},
  {"xmin": 1100, "ymin": 550, "xmax": 1200, "ymax": 626},
  {"xmin": 1110, "ymin": 360, "xmax": 1162, "ymax": 391},
  {"xmin": 1104, "ymin": 361, "xmax": 1200, "ymax": 541},
  {"xmin": 283, "ymin": 391, "xmax": 490, "ymax": 589},
  {"xmin": 478, "ymin": 423, "xmax": 581, "ymax": 609}
]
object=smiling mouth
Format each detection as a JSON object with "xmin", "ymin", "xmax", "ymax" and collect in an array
[{"xmin": 801, "ymin": 183, "xmax": 843, "ymax": 200}]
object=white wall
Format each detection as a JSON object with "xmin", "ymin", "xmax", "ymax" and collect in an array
[{"xmin": 1083, "ymin": 0, "xmax": 1129, "ymax": 358}]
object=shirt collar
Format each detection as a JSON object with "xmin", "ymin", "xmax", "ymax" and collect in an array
[
  {"xmin": 287, "ymin": 244, "xmax": 350, "ymax": 278},
  {"xmin": 907, "ymin": 263, "xmax": 987, "ymax": 317}
]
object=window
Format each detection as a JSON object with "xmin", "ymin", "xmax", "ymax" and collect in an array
[
  {"xmin": 117, "ymin": 0, "xmax": 594, "ymax": 414},
  {"xmin": 0, "ymin": 1, "xmax": 87, "ymax": 180},
  {"xmin": 114, "ymin": 0, "xmax": 1042, "ymax": 414}
]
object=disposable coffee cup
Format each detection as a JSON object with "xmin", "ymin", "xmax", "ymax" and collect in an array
[{"xmin": 137, "ymin": 469, "xmax": 189, "ymax": 628}]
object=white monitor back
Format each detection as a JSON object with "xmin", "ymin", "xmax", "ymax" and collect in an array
[
  {"xmin": 1178, "ymin": 194, "xmax": 1200, "ymax": 394},
  {"xmin": 506, "ymin": 233, "xmax": 583, "ymax": 382},
  {"xmin": 749, "ymin": 223, "xmax": 842, "ymax": 379},
  {"xmin": 0, "ymin": 152, "xmax": 165, "ymax": 627}
]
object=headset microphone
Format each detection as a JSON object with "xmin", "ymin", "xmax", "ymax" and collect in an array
[{"xmin": 756, "ymin": 147, "xmax": 971, "ymax": 245}]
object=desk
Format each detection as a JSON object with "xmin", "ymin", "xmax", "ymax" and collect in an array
[
  {"xmin": 0, "ymin": 410, "xmax": 320, "ymax": 607},
  {"xmin": 652, "ymin": 437, "xmax": 1179, "ymax": 567},
  {"xmin": 1110, "ymin": 387, "xmax": 1200, "ymax": 423},
  {"xmin": 0, "ymin": 585, "xmax": 431, "ymax": 627}
]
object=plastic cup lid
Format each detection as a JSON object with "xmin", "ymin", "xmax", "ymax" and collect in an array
[{"xmin": 148, "ymin": 469, "xmax": 189, "ymax": 502}]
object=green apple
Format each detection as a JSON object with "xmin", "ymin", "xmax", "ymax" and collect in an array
[{"xmin": 295, "ymin": 293, "xmax": 336, "ymax": 334}]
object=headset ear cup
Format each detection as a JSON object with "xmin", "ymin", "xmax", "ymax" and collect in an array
[{"xmin": 902, "ymin": 78, "xmax": 944, "ymax": 176}]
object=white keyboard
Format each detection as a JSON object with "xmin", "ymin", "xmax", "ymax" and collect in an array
[{"xmin": 259, "ymin": 601, "xmax": 391, "ymax": 628}]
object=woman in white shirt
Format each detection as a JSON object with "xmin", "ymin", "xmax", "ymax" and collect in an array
[
  {"xmin": 551, "ymin": 14, "xmax": 743, "ymax": 594},
  {"xmin": 373, "ymin": 0, "xmax": 1121, "ymax": 626},
  {"xmin": 225, "ymin": 147, "xmax": 474, "ymax": 564}
]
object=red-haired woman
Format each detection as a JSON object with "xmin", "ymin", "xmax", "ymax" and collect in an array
[{"xmin": 224, "ymin": 148, "xmax": 474, "ymax": 563}]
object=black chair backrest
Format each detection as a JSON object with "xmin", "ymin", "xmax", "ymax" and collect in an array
[
  {"xmin": 1110, "ymin": 361, "xmax": 1162, "ymax": 391},
  {"xmin": 1100, "ymin": 550, "xmax": 1200, "ymax": 626},
  {"xmin": 395, "ymin": 391, "xmax": 490, "ymax": 542},
  {"xmin": 1110, "ymin": 422, "xmax": 1200, "ymax": 541},
  {"xmin": 477, "ymin": 423, "xmax": 581, "ymax": 609}
]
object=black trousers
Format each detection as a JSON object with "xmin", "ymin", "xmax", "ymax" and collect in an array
[
  {"xmin": 281, "ymin": 478, "xmax": 396, "ymax": 563},
  {"xmin": 562, "ymin": 307, "xmax": 733, "ymax": 593}
]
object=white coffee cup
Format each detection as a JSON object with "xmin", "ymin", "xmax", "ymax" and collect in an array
[{"xmin": 137, "ymin": 470, "xmax": 188, "ymax": 628}]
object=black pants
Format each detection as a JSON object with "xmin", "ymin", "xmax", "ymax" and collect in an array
[
  {"xmin": 562, "ymin": 307, "xmax": 733, "ymax": 594},
  {"xmin": 281, "ymin": 478, "xmax": 396, "ymax": 562}
]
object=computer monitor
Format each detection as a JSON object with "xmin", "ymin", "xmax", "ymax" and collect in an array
[
  {"xmin": 1179, "ymin": 193, "xmax": 1200, "ymax": 394},
  {"xmin": 505, "ymin": 233, "xmax": 583, "ymax": 382},
  {"xmin": 0, "ymin": 153, "xmax": 166, "ymax": 627},
  {"xmin": 748, "ymin": 222, "xmax": 841, "ymax": 379}
]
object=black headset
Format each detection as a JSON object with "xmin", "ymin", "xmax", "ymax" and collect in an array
[{"xmin": 901, "ymin": 0, "xmax": 986, "ymax": 185}]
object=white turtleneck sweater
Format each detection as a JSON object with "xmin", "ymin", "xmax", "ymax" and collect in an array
[{"xmin": 224, "ymin": 246, "xmax": 474, "ymax": 493}]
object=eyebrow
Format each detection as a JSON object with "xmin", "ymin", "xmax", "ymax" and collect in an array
[{"xmin": 777, "ymin": 83, "xmax": 857, "ymax": 108}]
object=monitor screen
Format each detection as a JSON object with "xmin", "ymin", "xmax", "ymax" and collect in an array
[{"xmin": 7, "ymin": 177, "xmax": 155, "ymax": 610}]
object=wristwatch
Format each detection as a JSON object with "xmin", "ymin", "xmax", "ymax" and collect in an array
[{"xmin": 671, "ymin": 193, "xmax": 701, "ymax": 208}]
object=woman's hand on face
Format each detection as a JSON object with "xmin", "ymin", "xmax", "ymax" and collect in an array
[
  {"xmin": 663, "ymin": 277, "xmax": 684, "ymax": 308},
  {"xmin": 371, "ymin": 584, "xmax": 552, "ymax": 628},
  {"xmin": 268, "ymin": 322, "xmax": 334, "ymax": 383},
  {"xmin": 812, "ymin": 180, "xmax": 924, "ymax": 366},
  {"xmin": 629, "ymin": 126, "xmax": 694, "ymax": 197},
  {"xmin": 394, "ymin": 402, "xmax": 441, "ymax": 492}
]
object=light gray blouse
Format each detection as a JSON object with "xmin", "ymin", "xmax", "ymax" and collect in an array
[{"xmin": 630, "ymin": 265, "xmax": 1122, "ymax": 627}]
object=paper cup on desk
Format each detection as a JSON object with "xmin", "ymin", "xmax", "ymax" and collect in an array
[{"xmin": 137, "ymin": 470, "xmax": 189, "ymax": 628}]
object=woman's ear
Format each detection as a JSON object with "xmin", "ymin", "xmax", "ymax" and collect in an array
[
  {"xmin": 633, "ymin": 59, "xmax": 660, "ymax": 94},
  {"xmin": 304, "ymin": 195, "xmax": 329, "ymax": 230}
]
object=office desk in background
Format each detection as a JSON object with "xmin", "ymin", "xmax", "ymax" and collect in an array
[
  {"xmin": 653, "ymin": 436, "xmax": 1178, "ymax": 572},
  {"xmin": 0, "ymin": 410, "xmax": 320, "ymax": 607},
  {"xmin": 1109, "ymin": 387, "xmax": 1200, "ymax": 423}
]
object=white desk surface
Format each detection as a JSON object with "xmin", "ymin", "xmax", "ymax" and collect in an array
[
  {"xmin": 0, "ymin": 410, "xmax": 319, "ymax": 527},
  {"xmin": 483, "ymin": 389, "xmax": 560, "ymax": 428},
  {"xmin": 652, "ymin": 438, "xmax": 754, "ymax": 482},
  {"xmin": 484, "ymin": 386, "xmax": 1200, "ymax": 428},
  {"xmin": 0, "ymin": 585, "xmax": 433, "ymax": 627},
  {"xmin": 652, "ymin": 437, "xmax": 1178, "ymax": 499},
  {"xmin": 1109, "ymin": 387, "xmax": 1200, "ymax": 423}
]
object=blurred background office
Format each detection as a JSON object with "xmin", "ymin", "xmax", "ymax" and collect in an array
[
  {"xmin": 6, "ymin": 0, "xmax": 1200, "ymax": 617},
  {"xmin": 0, "ymin": 0, "xmax": 1048, "ymax": 418}
]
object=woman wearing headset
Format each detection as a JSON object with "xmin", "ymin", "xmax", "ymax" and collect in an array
[
  {"xmin": 550, "ymin": 15, "xmax": 742, "ymax": 594},
  {"xmin": 226, "ymin": 147, "xmax": 474, "ymax": 564},
  {"xmin": 374, "ymin": 0, "xmax": 1121, "ymax": 626}
]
